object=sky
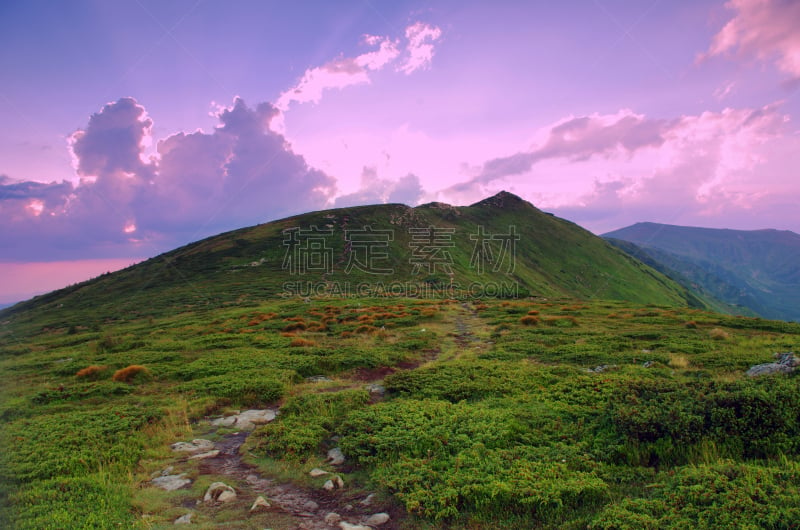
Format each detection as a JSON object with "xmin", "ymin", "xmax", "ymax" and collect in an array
[{"xmin": 1, "ymin": 0, "xmax": 799, "ymax": 305}]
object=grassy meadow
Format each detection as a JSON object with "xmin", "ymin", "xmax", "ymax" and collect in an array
[{"xmin": 1, "ymin": 295, "xmax": 799, "ymax": 528}]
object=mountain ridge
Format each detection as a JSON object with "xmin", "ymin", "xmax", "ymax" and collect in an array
[
  {"xmin": 1, "ymin": 192, "xmax": 705, "ymax": 328},
  {"xmin": 604, "ymin": 222, "xmax": 800, "ymax": 322}
]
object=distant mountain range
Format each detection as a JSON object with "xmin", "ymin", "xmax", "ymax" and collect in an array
[
  {"xmin": 1, "ymin": 192, "xmax": 704, "ymax": 323},
  {"xmin": 604, "ymin": 222, "xmax": 800, "ymax": 322}
]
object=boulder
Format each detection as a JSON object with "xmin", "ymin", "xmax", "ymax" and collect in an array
[
  {"xmin": 365, "ymin": 513, "xmax": 390, "ymax": 526},
  {"xmin": 359, "ymin": 493, "xmax": 375, "ymax": 506},
  {"xmin": 365, "ymin": 384, "xmax": 385, "ymax": 396},
  {"xmin": 188, "ymin": 450, "xmax": 220, "ymax": 460},
  {"xmin": 309, "ymin": 468, "xmax": 329, "ymax": 477},
  {"xmin": 151, "ymin": 474, "xmax": 191, "ymax": 491},
  {"xmin": 211, "ymin": 409, "xmax": 277, "ymax": 430},
  {"xmin": 324, "ymin": 512, "xmax": 342, "ymax": 525},
  {"xmin": 171, "ymin": 439, "xmax": 215, "ymax": 453},
  {"xmin": 306, "ymin": 375, "xmax": 333, "ymax": 383},
  {"xmin": 250, "ymin": 496, "xmax": 271, "ymax": 512},
  {"xmin": 326, "ymin": 447, "xmax": 345, "ymax": 465},
  {"xmin": 339, "ymin": 523, "xmax": 371, "ymax": 530},
  {"xmin": 174, "ymin": 512, "xmax": 193, "ymax": 524},
  {"xmin": 747, "ymin": 352, "xmax": 800, "ymax": 377},
  {"xmin": 323, "ymin": 480, "xmax": 335, "ymax": 491},
  {"xmin": 203, "ymin": 482, "xmax": 236, "ymax": 503},
  {"xmin": 301, "ymin": 500, "xmax": 319, "ymax": 512}
]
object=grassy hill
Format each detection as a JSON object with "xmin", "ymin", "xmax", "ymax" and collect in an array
[
  {"xmin": 2, "ymin": 192, "xmax": 702, "ymax": 334},
  {"xmin": 3, "ymin": 194, "xmax": 800, "ymax": 529},
  {"xmin": 604, "ymin": 223, "xmax": 800, "ymax": 322}
]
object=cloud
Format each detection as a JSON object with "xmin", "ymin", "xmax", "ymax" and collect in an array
[
  {"xmin": 452, "ymin": 110, "xmax": 669, "ymax": 191},
  {"xmin": 333, "ymin": 167, "xmax": 423, "ymax": 208},
  {"xmin": 442, "ymin": 102, "xmax": 794, "ymax": 234},
  {"xmin": 275, "ymin": 22, "xmax": 441, "ymax": 114},
  {"xmin": 0, "ymin": 97, "xmax": 336, "ymax": 261},
  {"xmin": 69, "ymin": 97, "xmax": 155, "ymax": 182},
  {"xmin": 703, "ymin": 0, "xmax": 800, "ymax": 79},
  {"xmin": 398, "ymin": 22, "xmax": 443, "ymax": 74}
]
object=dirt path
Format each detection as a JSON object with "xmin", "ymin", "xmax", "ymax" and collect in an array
[
  {"xmin": 188, "ymin": 426, "xmax": 401, "ymax": 530},
  {"xmin": 449, "ymin": 302, "xmax": 493, "ymax": 358}
]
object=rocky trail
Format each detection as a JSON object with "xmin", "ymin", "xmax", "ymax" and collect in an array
[
  {"xmin": 149, "ymin": 407, "xmax": 399, "ymax": 529},
  {"xmin": 145, "ymin": 303, "xmax": 491, "ymax": 528}
]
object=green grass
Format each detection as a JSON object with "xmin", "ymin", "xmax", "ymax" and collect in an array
[{"xmin": 1, "ymin": 295, "xmax": 799, "ymax": 528}]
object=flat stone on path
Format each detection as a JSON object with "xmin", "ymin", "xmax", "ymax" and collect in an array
[
  {"xmin": 365, "ymin": 513, "xmax": 391, "ymax": 526},
  {"xmin": 188, "ymin": 449, "xmax": 220, "ymax": 460},
  {"xmin": 171, "ymin": 439, "xmax": 215, "ymax": 453},
  {"xmin": 210, "ymin": 409, "xmax": 277, "ymax": 430},
  {"xmin": 151, "ymin": 474, "xmax": 191, "ymax": 491}
]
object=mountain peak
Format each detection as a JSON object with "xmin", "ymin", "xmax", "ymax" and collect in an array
[{"xmin": 470, "ymin": 191, "xmax": 531, "ymax": 209}]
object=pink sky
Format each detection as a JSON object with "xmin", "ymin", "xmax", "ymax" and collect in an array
[{"xmin": 1, "ymin": 0, "xmax": 799, "ymax": 305}]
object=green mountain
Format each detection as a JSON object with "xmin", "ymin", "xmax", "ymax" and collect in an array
[
  {"xmin": 4, "ymin": 194, "xmax": 800, "ymax": 529},
  {"xmin": 3, "ymin": 192, "xmax": 702, "ymax": 329},
  {"xmin": 604, "ymin": 222, "xmax": 800, "ymax": 322}
]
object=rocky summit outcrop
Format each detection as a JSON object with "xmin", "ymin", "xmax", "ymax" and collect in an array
[{"xmin": 747, "ymin": 352, "xmax": 799, "ymax": 376}]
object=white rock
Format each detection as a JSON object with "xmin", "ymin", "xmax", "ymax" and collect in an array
[
  {"xmin": 174, "ymin": 512, "xmax": 193, "ymax": 524},
  {"xmin": 250, "ymin": 495, "xmax": 270, "ymax": 512},
  {"xmin": 324, "ymin": 512, "xmax": 342, "ymax": 525},
  {"xmin": 333, "ymin": 475, "xmax": 344, "ymax": 488},
  {"xmin": 210, "ymin": 415, "xmax": 238, "ymax": 427},
  {"xmin": 302, "ymin": 500, "xmax": 319, "ymax": 511},
  {"xmin": 359, "ymin": 493, "xmax": 375, "ymax": 506},
  {"xmin": 217, "ymin": 490, "xmax": 236, "ymax": 503},
  {"xmin": 188, "ymin": 449, "xmax": 220, "ymax": 460},
  {"xmin": 323, "ymin": 479, "xmax": 335, "ymax": 491},
  {"xmin": 365, "ymin": 513, "xmax": 390, "ymax": 526},
  {"xmin": 171, "ymin": 439, "xmax": 215, "ymax": 453},
  {"xmin": 203, "ymin": 482, "xmax": 236, "ymax": 503},
  {"xmin": 339, "ymin": 522, "xmax": 370, "ymax": 530},
  {"xmin": 211, "ymin": 409, "xmax": 277, "ymax": 430},
  {"xmin": 309, "ymin": 468, "xmax": 329, "ymax": 477},
  {"xmin": 326, "ymin": 447, "xmax": 345, "ymax": 465},
  {"xmin": 151, "ymin": 474, "xmax": 191, "ymax": 491}
]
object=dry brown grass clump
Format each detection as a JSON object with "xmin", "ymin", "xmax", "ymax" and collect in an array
[
  {"xmin": 709, "ymin": 328, "xmax": 730, "ymax": 340},
  {"xmin": 290, "ymin": 338, "xmax": 316, "ymax": 347},
  {"xmin": 685, "ymin": 320, "xmax": 698, "ymax": 329},
  {"xmin": 668, "ymin": 354, "xmax": 690, "ymax": 369},
  {"xmin": 283, "ymin": 322, "xmax": 307, "ymax": 332},
  {"xmin": 527, "ymin": 310, "xmax": 540, "ymax": 316},
  {"xmin": 112, "ymin": 365, "xmax": 150, "ymax": 383},
  {"xmin": 75, "ymin": 365, "xmax": 109, "ymax": 380},
  {"xmin": 520, "ymin": 315, "xmax": 540, "ymax": 326}
]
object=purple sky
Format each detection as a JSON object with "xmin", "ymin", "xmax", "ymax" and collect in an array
[{"xmin": 2, "ymin": 0, "xmax": 799, "ymax": 305}]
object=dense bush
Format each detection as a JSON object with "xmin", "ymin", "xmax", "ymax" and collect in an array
[
  {"xmin": 604, "ymin": 377, "xmax": 800, "ymax": 465},
  {"xmin": 178, "ymin": 371, "xmax": 286, "ymax": 405},
  {"xmin": 589, "ymin": 461, "xmax": 800, "ymax": 529}
]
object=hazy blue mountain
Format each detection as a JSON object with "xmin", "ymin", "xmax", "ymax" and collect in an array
[{"xmin": 604, "ymin": 223, "xmax": 800, "ymax": 322}]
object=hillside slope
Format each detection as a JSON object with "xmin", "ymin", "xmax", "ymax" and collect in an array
[
  {"xmin": 2, "ymin": 192, "xmax": 702, "ymax": 332},
  {"xmin": 604, "ymin": 222, "xmax": 800, "ymax": 322}
]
